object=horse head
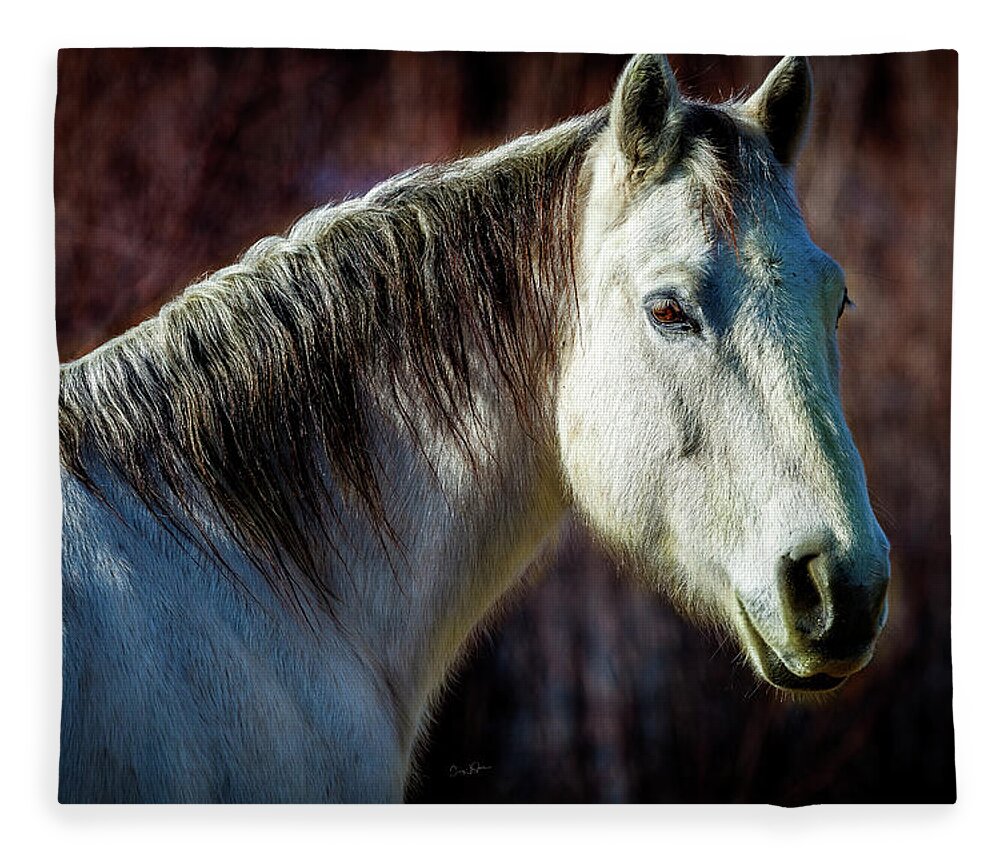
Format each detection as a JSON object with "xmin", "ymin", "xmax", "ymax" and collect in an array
[{"xmin": 559, "ymin": 55, "xmax": 890, "ymax": 692}]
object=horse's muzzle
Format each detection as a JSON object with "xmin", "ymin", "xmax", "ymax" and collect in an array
[{"xmin": 736, "ymin": 538, "xmax": 890, "ymax": 691}]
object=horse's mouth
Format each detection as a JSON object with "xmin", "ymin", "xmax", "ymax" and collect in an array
[{"xmin": 734, "ymin": 601, "xmax": 847, "ymax": 693}]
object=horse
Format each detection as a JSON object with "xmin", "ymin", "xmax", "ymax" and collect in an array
[{"xmin": 58, "ymin": 54, "xmax": 890, "ymax": 803}]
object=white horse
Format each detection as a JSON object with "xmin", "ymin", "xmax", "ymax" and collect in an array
[{"xmin": 59, "ymin": 54, "xmax": 890, "ymax": 802}]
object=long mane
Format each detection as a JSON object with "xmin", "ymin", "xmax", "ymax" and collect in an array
[
  {"xmin": 58, "ymin": 94, "xmax": 774, "ymax": 614},
  {"xmin": 59, "ymin": 109, "xmax": 609, "ymax": 610}
]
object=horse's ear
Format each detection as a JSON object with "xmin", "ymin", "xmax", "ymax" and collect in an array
[
  {"xmin": 610, "ymin": 54, "xmax": 683, "ymax": 183},
  {"xmin": 746, "ymin": 56, "xmax": 813, "ymax": 167}
]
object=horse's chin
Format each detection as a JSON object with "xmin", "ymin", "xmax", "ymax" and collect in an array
[{"xmin": 734, "ymin": 601, "xmax": 848, "ymax": 693}]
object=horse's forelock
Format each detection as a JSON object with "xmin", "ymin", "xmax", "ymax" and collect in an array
[{"xmin": 676, "ymin": 101, "xmax": 789, "ymax": 247}]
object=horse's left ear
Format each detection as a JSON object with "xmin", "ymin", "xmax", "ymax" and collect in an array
[
  {"xmin": 746, "ymin": 56, "xmax": 813, "ymax": 167},
  {"xmin": 610, "ymin": 54, "xmax": 683, "ymax": 184}
]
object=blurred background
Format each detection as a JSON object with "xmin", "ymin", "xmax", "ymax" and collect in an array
[{"xmin": 55, "ymin": 50, "xmax": 956, "ymax": 803}]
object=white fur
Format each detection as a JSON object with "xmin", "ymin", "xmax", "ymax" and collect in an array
[{"xmin": 60, "ymin": 55, "xmax": 889, "ymax": 802}]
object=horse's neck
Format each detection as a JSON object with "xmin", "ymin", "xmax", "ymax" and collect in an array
[{"xmin": 336, "ymin": 378, "xmax": 567, "ymax": 730}]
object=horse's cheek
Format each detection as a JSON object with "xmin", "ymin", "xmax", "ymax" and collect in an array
[
  {"xmin": 559, "ymin": 377, "xmax": 669, "ymax": 554},
  {"xmin": 558, "ymin": 404, "xmax": 620, "ymax": 523}
]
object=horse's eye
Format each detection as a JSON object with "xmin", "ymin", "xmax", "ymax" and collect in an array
[
  {"xmin": 643, "ymin": 293, "xmax": 697, "ymax": 335},
  {"xmin": 649, "ymin": 299, "xmax": 691, "ymax": 327},
  {"xmin": 651, "ymin": 300, "xmax": 684, "ymax": 325},
  {"xmin": 836, "ymin": 290, "xmax": 854, "ymax": 328}
]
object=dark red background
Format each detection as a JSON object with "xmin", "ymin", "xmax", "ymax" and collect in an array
[{"xmin": 55, "ymin": 50, "xmax": 956, "ymax": 802}]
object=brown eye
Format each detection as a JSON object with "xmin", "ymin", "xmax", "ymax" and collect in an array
[
  {"xmin": 644, "ymin": 292, "xmax": 697, "ymax": 335},
  {"xmin": 650, "ymin": 299, "xmax": 685, "ymax": 326}
]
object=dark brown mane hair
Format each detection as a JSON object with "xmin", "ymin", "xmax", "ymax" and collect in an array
[
  {"xmin": 59, "ymin": 110, "xmax": 608, "ymax": 611},
  {"xmin": 58, "ymin": 95, "xmax": 772, "ymax": 614}
]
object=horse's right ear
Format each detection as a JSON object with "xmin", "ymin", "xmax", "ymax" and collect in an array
[
  {"xmin": 745, "ymin": 56, "xmax": 813, "ymax": 167},
  {"xmin": 610, "ymin": 54, "xmax": 683, "ymax": 184}
]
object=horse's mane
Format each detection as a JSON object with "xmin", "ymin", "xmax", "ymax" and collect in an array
[
  {"xmin": 58, "ymin": 97, "xmax": 773, "ymax": 614},
  {"xmin": 59, "ymin": 110, "xmax": 609, "ymax": 611}
]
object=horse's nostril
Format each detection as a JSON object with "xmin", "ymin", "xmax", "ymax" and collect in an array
[
  {"xmin": 780, "ymin": 553, "xmax": 828, "ymax": 639},
  {"xmin": 774, "ymin": 541, "xmax": 890, "ymax": 665}
]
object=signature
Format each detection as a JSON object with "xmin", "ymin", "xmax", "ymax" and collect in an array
[{"xmin": 448, "ymin": 761, "xmax": 492, "ymax": 778}]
